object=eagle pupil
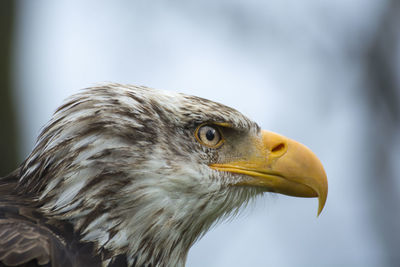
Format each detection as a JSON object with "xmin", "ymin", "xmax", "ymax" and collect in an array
[{"xmin": 206, "ymin": 129, "xmax": 215, "ymax": 141}]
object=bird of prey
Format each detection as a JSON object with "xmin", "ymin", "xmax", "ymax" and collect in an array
[{"xmin": 0, "ymin": 83, "xmax": 327, "ymax": 267}]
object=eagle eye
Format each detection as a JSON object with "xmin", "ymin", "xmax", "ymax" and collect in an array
[{"xmin": 195, "ymin": 124, "xmax": 224, "ymax": 148}]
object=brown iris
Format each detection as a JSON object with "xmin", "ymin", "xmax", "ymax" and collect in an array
[{"xmin": 195, "ymin": 124, "xmax": 224, "ymax": 148}]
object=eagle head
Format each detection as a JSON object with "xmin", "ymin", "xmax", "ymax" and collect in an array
[{"xmin": 16, "ymin": 83, "xmax": 327, "ymax": 266}]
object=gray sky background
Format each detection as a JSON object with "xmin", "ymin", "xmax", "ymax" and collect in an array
[{"xmin": 11, "ymin": 1, "xmax": 400, "ymax": 266}]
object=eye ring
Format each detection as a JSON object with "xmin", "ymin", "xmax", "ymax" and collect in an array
[{"xmin": 195, "ymin": 124, "xmax": 224, "ymax": 148}]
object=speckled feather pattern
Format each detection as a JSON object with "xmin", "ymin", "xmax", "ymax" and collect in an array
[{"xmin": 9, "ymin": 83, "xmax": 261, "ymax": 267}]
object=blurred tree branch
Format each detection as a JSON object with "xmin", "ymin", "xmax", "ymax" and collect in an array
[
  {"xmin": 363, "ymin": 0, "xmax": 400, "ymax": 265},
  {"xmin": 0, "ymin": 1, "xmax": 18, "ymax": 176}
]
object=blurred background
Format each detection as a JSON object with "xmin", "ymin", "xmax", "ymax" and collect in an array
[{"xmin": 1, "ymin": 0, "xmax": 399, "ymax": 266}]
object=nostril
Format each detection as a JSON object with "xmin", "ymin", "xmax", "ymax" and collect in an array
[{"xmin": 271, "ymin": 143, "xmax": 286, "ymax": 153}]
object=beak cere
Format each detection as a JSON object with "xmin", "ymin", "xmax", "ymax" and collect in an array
[{"xmin": 210, "ymin": 130, "xmax": 328, "ymax": 215}]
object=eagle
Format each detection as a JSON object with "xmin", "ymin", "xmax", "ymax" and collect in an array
[{"xmin": 0, "ymin": 83, "xmax": 327, "ymax": 267}]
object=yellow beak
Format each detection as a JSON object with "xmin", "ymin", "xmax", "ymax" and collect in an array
[{"xmin": 210, "ymin": 130, "xmax": 328, "ymax": 215}]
